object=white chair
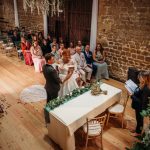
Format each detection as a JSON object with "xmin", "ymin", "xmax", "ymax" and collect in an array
[
  {"xmin": 1, "ymin": 43, "xmax": 7, "ymax": 54},
  {"xmin": 83, "ymin": 114, "xmax": 107, "ymax": 150},
  {"xmin": 5, "ymin": 46, "xmax": 14, "ymax": 56},
  {"xmin": 106, "ymin": 94, "xmax": 129, "ymax": 128}
]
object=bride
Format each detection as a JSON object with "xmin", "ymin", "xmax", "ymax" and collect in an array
[{"xmin": 58, "ymin": 49, "xmax": 79, "ymax": 97}]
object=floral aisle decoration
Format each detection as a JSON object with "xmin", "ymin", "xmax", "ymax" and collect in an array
[{"xmin": 23, "ymin": 0, "xmax": 63, "ymax": 16}]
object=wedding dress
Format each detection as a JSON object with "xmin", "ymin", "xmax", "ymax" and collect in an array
[{"xmin": 58, "ymin": 60, "xmax": 79, "ymax": 97}]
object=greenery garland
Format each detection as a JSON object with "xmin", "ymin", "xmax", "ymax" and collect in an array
[{"xmin": 45, "ymin": 86, "xmax": 91, "ymax": 112}]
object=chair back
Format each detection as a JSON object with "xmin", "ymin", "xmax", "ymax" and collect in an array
[
  {"xmin": 86, "ymin": 114, "xmax": 107, "ymax": 135},
  {"xmin": 122, "ymin": 93, "xmax": 130, "ymax": 113}
]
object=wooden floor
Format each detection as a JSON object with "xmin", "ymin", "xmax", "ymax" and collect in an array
[{"xmin": 0, "ymin": 53, "xmax": 138, "ymax": 150}]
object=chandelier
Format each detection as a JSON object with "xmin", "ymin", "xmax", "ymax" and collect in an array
[{"xmin": 23, "ymin": 0, "xmax": 63, "ymax": 17}]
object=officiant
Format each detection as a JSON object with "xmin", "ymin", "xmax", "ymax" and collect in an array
[{"xmin": 130, "ymin": 71, "xmax": 150, "ymax": 136}]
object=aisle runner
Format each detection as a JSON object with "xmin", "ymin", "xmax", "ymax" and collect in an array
[{"xmin": 20, "ymin": 85, "xmax": 47, "ymax": 102}]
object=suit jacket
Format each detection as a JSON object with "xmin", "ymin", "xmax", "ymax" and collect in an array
[
  {"xmin": 83, "ymin": 50, "xmax": 93, "ymax": 65},
  {"xmin": 131, "ymin": 85, "xmax": 150, "ymax": 111},
  {"xmin": 42, "ymin": 64, "xmax": 61, "ymax": 95},
  {"xmin": 73, "ymin": 52, "xmax": 87, "ymax": 69},
  {"xmin": 83, "ymin": 50, "xmax": 97, "ymax": 74}
]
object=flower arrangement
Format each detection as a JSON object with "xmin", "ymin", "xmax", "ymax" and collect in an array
[{"xmin": 91, "ymin": 81, "xmax": 107, "ymax": 96}]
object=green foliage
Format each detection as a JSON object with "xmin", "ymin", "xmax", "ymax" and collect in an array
[
  {"xmin": 141, "ymin": 103, "xmax": 150, "ymax": 118},
  {"xmin": 45, "ymin": 86, "xmax": 90, "ymax": 111}
]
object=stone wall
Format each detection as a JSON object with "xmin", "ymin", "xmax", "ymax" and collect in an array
[
  {"xmin": 97, "ymin": 0, "xmax": 150, "ymax": 81},
  {"xmin": 0, "ymin": 0, "xmax": 43, "ymax": 32}
]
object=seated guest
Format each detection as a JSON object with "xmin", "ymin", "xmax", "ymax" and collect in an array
[
  {"xmin": 11, "ymin": 30, "xmax": 20, "ymax": 47},
  {"xmin": 50, "ymin": 37, "xmax": 59, "ymax": 50},
  {"xmin": 30, "ymin": 40, "xmax": 46, "ymax": 72},
  {"xmin": 68, "ymin": 42, "xmax": 76, "ymax": 56},
  {"xmin": 21, "ymin": 37, "xmax": 33, "ymax": 66},
  {"xmin": 31, "ymin": 34, "xmax": 38, "ymax": 44},
  {"xmin": 58, "ymin": 37, "xmax": 64, "ymax": 44},
  {"xmin": 41, "ymin": 39, "xmax": 51, "ymax": 56},
  {"xmin": 77, "ymin": 40, "xmax": 84, "ymax": 52},
  {"xmin": 130, "ymin": 71, "xmax": 150, "ymax": 136},
  {"xmin": 27, "ymin": 30, "xmax": 32, "ymax": 43},
  {"xmin": 20, "ymin": 27, "xmax": 27, "ymax": 38},
  {"xmin": 58, "ymin": 43, "xmax": 65, "ymax": 58},
  {"xmin": 47, "ymin": 34, "xmax": 52, "ymax": 46},
  {"xmin": 8, "ymin": 29, "xmax": 13, "ymax": 37},
  {"xmin": 73, "ymin": 46, "xmax": 92, "ymax": 83},
  {"xmin": 38, "ymin": 32, "xmax": 44, "ymax": 47},
  {"xmin": 58, "ymin": 49, "xmax": 79, "ymax": 97},
  {"xmin": 51, "ymin": 45, "xmax": 60, "ymax": 63},
  {"xmin": 83, "ymin": 44, "xmax": 97, "ymax": 76},
  {"xmin": 93, "ymin": 43, "xmax": 109, "ymax": 81}
]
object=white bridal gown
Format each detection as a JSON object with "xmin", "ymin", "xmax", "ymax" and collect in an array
[{"xmin": 58, "ymin": 60, "xmax": 79, "ymax": 97}]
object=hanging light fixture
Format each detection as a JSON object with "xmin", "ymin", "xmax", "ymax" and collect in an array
[{"xmin": 23, "ymin": 0, "xmax": 63, "ymax": 16}]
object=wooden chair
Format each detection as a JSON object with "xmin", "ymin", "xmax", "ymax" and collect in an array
[
  {"xmin": 83, "ymin": 114, "xmax": 107, "ymax": 150},
  {"xmin": 106, "ymin": 94, "xmax": 130, "ymax": 128},
  {"xmin": 5, "ymin": 46, "xmax": 14, "ymax": 56}
]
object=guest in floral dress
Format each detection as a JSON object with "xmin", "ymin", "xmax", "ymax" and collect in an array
[{"xmin": 30, "ymin": 40, "xmax": 46, "ymax": 72}]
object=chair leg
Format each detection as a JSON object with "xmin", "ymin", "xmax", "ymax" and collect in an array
[
  {"xmin": 101, "ymin": 134, "xmax": 103, "ymax": 150},
  {"xmin": 106, "ymin": 112, "xmax": 110, "ymax": 126},
  {"xmin": 85, "ymin": 135, "xmax": 88, "ymax": 149},
  {"xmin": 121, "ymin": 114, "xmax": 124, "ymax": 128}
]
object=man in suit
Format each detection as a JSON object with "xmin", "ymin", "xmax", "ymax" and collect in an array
[
  {"xmin": 43, "ymin": 53, "xmax": 61, "ymax": 103},
  {"xmin": 83, "ymin": 44, "xmax": 97, "ymax": 76},
  {"xmin": 73, "ymin": 46, "xmax": 92, "ymax": 83}
]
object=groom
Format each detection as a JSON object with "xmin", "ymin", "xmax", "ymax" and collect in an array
[{"xmin": 43, "ymin": 53, "xmax": 61, "ymax": 103}]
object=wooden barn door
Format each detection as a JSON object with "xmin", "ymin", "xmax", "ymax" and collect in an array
[
  {"xmin": 68, "ymin": 0, "xmax": 92, "ymax": 45},
  {"xmin": 48, "ymin": 0, "xmax": 92, "ymax": 46}
]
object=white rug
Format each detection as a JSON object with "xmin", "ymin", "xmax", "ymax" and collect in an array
[{"xmin": 20, "ymin": 85, "xmax": 47, "ymax": 102}]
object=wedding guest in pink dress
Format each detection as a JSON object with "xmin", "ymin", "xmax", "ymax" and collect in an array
[{"xmin": 30, "ymin": 40, "xmax": 46, "ymax": 72}]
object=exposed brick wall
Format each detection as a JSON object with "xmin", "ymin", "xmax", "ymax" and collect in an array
[
  {"xmin": 97, "ymin": 0, "xmax": 150, "ymax": 81},
  {"xmin": 0, "ymin": 0, "xmax": 43, "ymax": 32},
  {"xmin": 0, "ymin": 0, "xmax": 15, "ymax": 30},
  {"xmin": 17, "ymin": 0, "xmax": 43, "ymax": 32}
]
